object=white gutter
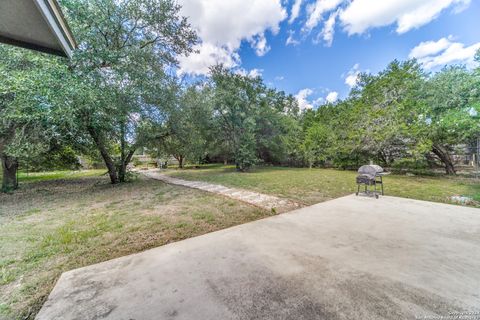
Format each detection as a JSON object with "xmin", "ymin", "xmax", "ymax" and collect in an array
[{"xmin": 32, "ymin": 0, "xmax": 76, "ymax": 58}]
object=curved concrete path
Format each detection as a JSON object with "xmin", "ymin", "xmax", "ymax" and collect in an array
[
  {"xmin": 37, "ymin": 195, "xmax": 480, "ymax": 320},
  {"xmin": 142, "ymin": 170, "xmax": 301, "ymax": 212}
]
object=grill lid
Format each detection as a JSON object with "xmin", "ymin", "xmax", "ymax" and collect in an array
[{"xmin": 357, "ymin": 165, "xmax": 384, "ymax": 176}]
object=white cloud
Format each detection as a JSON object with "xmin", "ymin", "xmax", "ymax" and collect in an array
[
  {"xmin": 177, "ymin": 0, "xmax": 287, "ymax": 75},
  {"xmin": 326, "ymin": 91, "xmax": 339, "ymax": 103},
  {"xmin": 297, "ymin": 0, "xmax": 471, "ymax": 46},
  {"xmin": 249, "ymin": 68, "xmax": 263, "ymax": 78},
  {"xmin": 178, "ymin": 43, "xmax": 240, "ymax": 75},
  {"xmin": 339, "ymin": 0, "xmax": 470, "ymax": 35},
  {"xmin": 295, "ymin": 88, "xmax": 315, "ymax": 110},
  {"xmin": 289, "ymin": 0, "xmax": 303, "ymax": 24},
  {"xmin": 313, "ymin": 97, "xmax": 324, "ymax": 105},
  {"xmin": 274, "ymin": 75, "xmax": 285, "ymax": 81},
  {"xmin": 179, "ymin": 0, "xmax": 286, "ymax": 49},
  {"xmin": 408, "ymin": 36, "xmax": 454, "ymax": 59},
  {"xmin": 409, "ymin": 37, "xmax": 480, "ymax": 69},
  {"xmin": 236, "ymin": 68, "xmax": 264, "ymax": 78},
  {"xmin": 344, "ymin": 63, "xmax": 360, "ymax": 88},
  {"xmin": 286, "ymin": 30, "xmax": 300, "ymax": 46},
  {"xmin": 250, "ymin": 33, "xmax": 271, "ymax": 56},
  {"xmin": 318, "ymin": 10, "xmax": 338, "ymax": 46},
  {"xmin": 303, "ymin": 0, "xmax": 344, "ymax": 32}
]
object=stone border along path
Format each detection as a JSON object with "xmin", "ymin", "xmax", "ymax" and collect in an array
[{"xmin": 142, "ymin": 170, "xmax": 302, "ymax": 212}]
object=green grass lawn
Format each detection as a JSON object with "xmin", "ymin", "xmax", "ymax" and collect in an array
[
  {"xmin": 16, "ymin": 169, "xmax": 107, "ymax": 183},
  {"xmin": 0, "ymin": 168, "xmax": 106, "ymax": 185},
  {"xmin": 0, "ymin": 172, "xmax": 269, "ymax": 319},
  {"xmin": 167, "ymin": 164, "xmax": 480, "ymax": 207}
]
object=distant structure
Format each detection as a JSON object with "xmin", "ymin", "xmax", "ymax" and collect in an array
[{"xmin": 0, "ymin": 0, "xmax": 76, "ymax": 57}]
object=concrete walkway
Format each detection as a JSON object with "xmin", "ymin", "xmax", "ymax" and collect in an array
[
  {"xmin": 142, "ymin": 170, "xmax": 301, "ymax": 212},
  {"xmin": 37, "ymin": 195, "xmax": 480, "ymax": 320}
]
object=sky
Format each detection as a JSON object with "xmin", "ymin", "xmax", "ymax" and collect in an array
[{"xmin": 176, "ymin": 0, "xmax": 480, "ymax": 110}]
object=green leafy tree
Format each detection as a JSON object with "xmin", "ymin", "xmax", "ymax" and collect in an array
[
  {"xmin": 255, "ymin": 90, "xmax": 301, "ymax": 164},
  {"xmin": 210, "ymin": 66, "xmax": 263, "ymax": 171},
  {"xmin": 417, "ymin": 66, "xmax": 480, "ymax": 174},
  {"xmin": 0, "ymin": 46, "xmax": 68, "ymax": 191},
  {"xmin": 209, "ymin": 66, "xmax": 303, "ymax": 170},
  {"xmin": 159, "ymin": 85, "xmax": 214, "ymax": 168},
  {"xmin": 350, "ymin": 60, "xmax": 425, "ymax": 166},
  {"xmin": 60, "ymin": 0, "xmax": 197, "ymax": 183},
  {"xmin": 302, "ymin": 122, "xmax": 331, "ymax": 168},
  {"xmin": 277, "ymin": 114, "xmax": 304, "ymax": 166}
]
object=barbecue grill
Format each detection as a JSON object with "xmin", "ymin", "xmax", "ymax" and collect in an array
[{"xmin": 355, "ymin": 165, "xmax": 389, "ymax": 198}]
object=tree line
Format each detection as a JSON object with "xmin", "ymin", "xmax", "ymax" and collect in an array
[{"xmin": 1, "ymin": 0, "xmax": 479, "ymax": 192}]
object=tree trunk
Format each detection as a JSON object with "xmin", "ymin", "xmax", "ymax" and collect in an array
[
  {"xmin": 173, "ymin": 154, "xmax": 184, "ymax": 169},
  {"xmin": 118, "ymin": 163, "xmax": 127, "ymax": 183},
  {"xmin": 178, "ymin": 155, "xmax": 184, "ymax": 169},
  {"xmin": 432, "ymin": 144, "xmax": 456, "ymax": 175},
  {"xmin": 118, "ymin": 149, "xmax": 136, "ymax": 183},
  {"xmin": 87, "ymin": 126, "xmax": 119, "ymax": 184},
  {"xmin": 102, "ymin": 154, "xmax": 119, "ymax": 184},
  {"xmin": 378, "ymin": 151, "xmax": 389, "ymax": 167},
  {"xmin": 1, "ymin": 154, "xmax": 18, "ymax": 192}
]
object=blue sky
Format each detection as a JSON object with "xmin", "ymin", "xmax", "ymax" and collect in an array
[{"xmin": 178, "ymin": 0, "xmax": 480, "ymax": 109}]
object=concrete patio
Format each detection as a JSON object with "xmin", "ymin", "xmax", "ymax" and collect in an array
[{"xmin": 36, "ymin": 195, "xmax": 480, "ymax": 320}]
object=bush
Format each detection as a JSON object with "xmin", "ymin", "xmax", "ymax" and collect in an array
[
  {"xmin": 22, "ymin": 146, "xmax": 80, "ymax": 172},
  {"xmin": 390, "ymin": 158, "xmax": 438, "ymax": 175},
  {"xmin": 391, "ymin": 158, "xmax": 429, "ymax": 171}
]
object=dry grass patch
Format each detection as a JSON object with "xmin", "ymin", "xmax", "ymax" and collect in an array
[{"xmin": 0, "ymin": 174, "xmax": 268, "ymax": 319}]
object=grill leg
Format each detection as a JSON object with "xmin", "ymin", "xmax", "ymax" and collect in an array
[
  {"xmin": 374, "ymin": 181, "xmax": 378, "ymax": 199},
  {"xmin": 380, "ymin": 176, "xmax": 384, "ymax": 195},
  {"xmin": 356, "ymin": 184, "xmax": 360, "ymax": 196}
]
